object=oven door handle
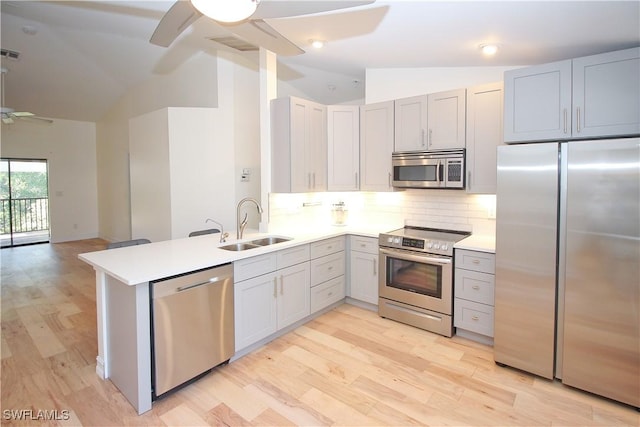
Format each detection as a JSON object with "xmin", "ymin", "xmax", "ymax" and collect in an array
[{"xmin": 379, "ymin": 248, "xmax": 452, "ymax": 265}]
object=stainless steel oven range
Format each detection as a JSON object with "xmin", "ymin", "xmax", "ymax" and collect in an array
[{"xmin": 378, "ymin": 226, "xmax": 470, "ymax": 337}]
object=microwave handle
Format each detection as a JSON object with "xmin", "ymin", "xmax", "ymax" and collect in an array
[{"xmin": 438, "ymin": 160, "xmax": 444, "ymax": 183}]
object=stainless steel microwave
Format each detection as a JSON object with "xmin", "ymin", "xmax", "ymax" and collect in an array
[{"xmin": 391, "ymin": 149, "xmax": 465, "ymax": 189}]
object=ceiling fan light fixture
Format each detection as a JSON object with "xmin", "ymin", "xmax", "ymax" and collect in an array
[
  {"xmin": 479, "ymin": 43, "xmax": 500, "ymax": 56},
  {"xmin": 310, "ymin": 39, "xmax": 326, "ymax": 49},
  {"xmin": 190, "ymin": 0, "xmax": 259, "ymax": 23}
]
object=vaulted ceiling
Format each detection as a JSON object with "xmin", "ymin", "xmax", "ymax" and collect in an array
[{"xmin": 1, "ymin": 1, "xmax": 639, "ymax": 122}]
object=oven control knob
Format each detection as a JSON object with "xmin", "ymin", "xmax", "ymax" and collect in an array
[
  {"xmin": 441, "ymin": 244, "xmax": 448, "ymax": 251},
  {"xmin": 394, "ymin": 237, "xmax": 401, "ymax": 244},
  {"xmin": 426, "ymin": 241, "xmax": 433, "ymax": 249},
  {"xmin": 387, "ymin": 237, "xmax": 394, "ymax": 243},
  {"xmin": 433, "ymin": 242, "xmax": 441, "ymax": 250}
]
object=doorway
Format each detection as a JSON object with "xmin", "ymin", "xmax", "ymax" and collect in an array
[{"xmin": 0, "ymin": 158, "xmax": 50, "ymax": 247}]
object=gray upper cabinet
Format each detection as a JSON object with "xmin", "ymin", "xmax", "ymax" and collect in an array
[
  {"xmin": 504, "ymin": 47, "xmax": 640, "ymax": 143},
  {"xmin": 394, "ymin": 89, "xmax": 466, "ymax": 152},
  {"xmin": 360, "ymin": 101, "xmax": 394, "ymax": 191},
  {"xmin": 271, "ymin": 96, "xmax": 327, "ymax": 192},
  {"xmin": 394, "ymin": 95, "xmax": 428, "ymax": 152},
  {"xmin": 572, "ymin": 48, "xmax": 640, "ymax": 138},
  {"xmin": 327, "ymin": 105, "xmax": 360, "ymax": 191},
  {"xmin": 466, "ymin": 82, "xmax": 504, "ymax": 194}
]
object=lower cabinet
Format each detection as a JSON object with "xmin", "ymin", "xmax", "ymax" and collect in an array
[
  {"xmin": 454, "ymin": 249, "xmax": 495, "ymax": 343},
  {"xmin": 310, "ymin": 237, "xmax": 346, "ymax": 313},
  {"xmin": 234, "ymin": 245, "xmax": 310, "ymax": 352},
  {"xmin": 348, "ymin": 235, "xmax": 379, "ymax": 305}
]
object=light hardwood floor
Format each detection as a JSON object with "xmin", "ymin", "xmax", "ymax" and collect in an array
[{"xmin": 1, "ymin": 239, "xmax": 638, "ymax": 426}]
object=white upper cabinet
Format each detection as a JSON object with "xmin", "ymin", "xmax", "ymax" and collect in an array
[
  {"xmin": 427, "ymin": 88, "xmax": 467, "ymax": 150},
  {"xmin": 327, "ymin": 105, "xmax": 360, "ymax": 191},
  {"xmin": 466, "ymin": 82, "xmax": 504, "ymax": 194},
  {"xmin": 504, "ymin": 47, "xmax": 640, "ymax": 143},
  {"xmin": 394, "ymin": 95, "xmax": 428, "ymax": 151},
  {"xmin": 394, "ymin": 89, "xmax": 466, "ymax": 152},
  {"xmin": 572, "ymin": 48, "xmax": 640, "ymax": 138},
  {"xmin": 271, "ymin": 96, "xmax": 327, "ymax": 192},
  {"xmin": 360, "ymin": 101, "xmax": 395, "ymax": 192}
]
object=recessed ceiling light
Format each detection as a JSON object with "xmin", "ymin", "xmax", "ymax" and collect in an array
[
  {"xmin": 310, "ymin": 39, "xmax": 326, "ymax": 49},
  {"xmin": 479, "ymin": 43, "xmax": 500, "ymax": 56}
]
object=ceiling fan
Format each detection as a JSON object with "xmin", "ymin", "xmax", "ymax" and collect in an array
[
  {"xmin": 150, "ymin": 0, "xmax": 375, "ymax": 55},
  {"xmin": 1, "ymin": 67, "xmax": 52, "ymax": 125}
]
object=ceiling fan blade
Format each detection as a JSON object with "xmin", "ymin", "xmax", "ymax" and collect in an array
[
  {"xmin": 11, "ymin": 111, "xmax": 35, "ymax": 117},
  {"xmin": 253, "ymin": 0, "xmax": 375, "ymax": 19},
  {"xmin": 229, "ymin": 20, "xmax": 304, "ymax": 56},
  {"xmin": 2, "ymin": 117, "xmax": 14, "ymax": 125},
  {"xmin": 19, "ymin": 116, "xmax": 54, "ymax": 124},
  {"xmin": 150, "ymin": 0, "xmax": 203, "ymax": 47}
]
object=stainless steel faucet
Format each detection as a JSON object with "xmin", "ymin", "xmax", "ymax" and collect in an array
[
  {"xmin": 236, "ymin": 197, "xmax": 263, "ymax": 239},
  {"xmin": 206, "ymin": 218, "xmax": 229, "ymax": 243}
]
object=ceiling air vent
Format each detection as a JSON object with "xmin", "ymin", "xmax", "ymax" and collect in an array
[
  {"xmin": 208, "ymin": 36, "xmax": 258, "ymax": 52},
  {"xmin": 0, "ymin": 48, "xmax": 21, "ymax": 60}
]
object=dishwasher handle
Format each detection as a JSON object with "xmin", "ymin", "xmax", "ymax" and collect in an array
[
  {"xmin": 176, "ymin": 275, "xmax": 230, "ymax": 293},
  {"xmin": 152, "ymin": 263, "xmax": 233, "ymax": 300}
]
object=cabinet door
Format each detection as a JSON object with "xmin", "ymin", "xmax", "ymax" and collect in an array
[
  {"xmin": 394, "ymin": 95, "xmax": 428, "ymax": 152},
  {"xmin": 327, "ymin": 105, "xmax": 360, "ymax": 191},
  {"xmin": 427, "ymin": 88, "xmax": 466, "ymax": 150},
  {"xmin": 234, "ymin": 272, "xmax": 278, "ymax": 351},
  {"xmin": 308, "ymin": 102, "xmax": 327, "ymax": 191},
  {"xmin": 572, "ymin": 47, "xmax": 640, "ymax": 138},
  {"xmin": 504, "ymin": 60, "xmax": 572, "ymax": 143},
  {"xmin": 349, "ymin": 250, "xmax": 379, "ymax": 305},
  {"xmin": 360, "ymin": 101, "xmax": 394, "ymax": 192},
  {"xmin": 277, "ymin": 263, "xmax": 310, "ymax": 329},
  {"xmin": 466, "ymin": 82, "xmax": 504, "ymax": 194}
]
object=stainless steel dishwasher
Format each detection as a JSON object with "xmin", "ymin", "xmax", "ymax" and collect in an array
[{"xmin": 151, "ymin": 263, "xmax": 234, "ymax": 398}]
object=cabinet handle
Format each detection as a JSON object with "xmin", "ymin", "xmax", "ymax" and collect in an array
[
  {"xmin": 428, "ymin": 128, "xmax": 433, "ymax": 146},
  {"xmin": 355, "ymin": 172, "xmax": 358, "ymax": 188},
  {"xmin": 280, "ymin": 276, "xmax": 284, "ymax": 295},
  {"xmin": 388, "ymin": 172, "xmax": 392, "ymax": 187},
  {"xmin": 472, "ymin": 285, "xmax": 480, "ymax": 290},
  {"xmin": 576, "ymin": 107, "xmax": 581, "ymax": 133},
  {"xmin": 467, "ymin": 171, "xmax": 471, "ymax": 188},
  {"xmin": 308, "ymin": 173, "xmax": 311, "ymax": 189},
  {"xmin": 273, "ymin": 277, "xmax": 277, "ymax": 298},
  {"xmin": 313, "ymin": 173, "xmax": 316, "ymax": 189},
  {"xmin": 563, "ymin": 109, "xmax": 568, "ymax": 134},
  {"xmin": 472, "ymin": 315, "xmax": 480, "ymax": 321},
  {"xmin": 328, "ymin": 266, "xmax": 333, "ymax": 271},
  {"xmin": 422, "ymin": 129, "xmax": 426, "ymax": 147},
  {"xmin": 373, "ymin": 258, "xmax": 377, "ymax": 276}
]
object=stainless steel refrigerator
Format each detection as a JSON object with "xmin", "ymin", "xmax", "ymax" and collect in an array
[{"xmin": 494, "ymin": 138, "xmax": 639, "ymax": 408}]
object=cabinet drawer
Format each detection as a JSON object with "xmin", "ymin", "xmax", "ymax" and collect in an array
[
  {"xmin": 310, "ymin": 276, "xmax": 345, "ymax": 313},
  {"xmin": 455, "ymin": 269, "xmax": 495, "ymax": 305},
  {"xmin": 455, "ymin": 249, "xmax": 495, "ymax": 274},
  {"xmin": 310, "ymin": 251, "xmax": 345, "ymax": 286},
  {"xmin": 277, "ymin": 244, "xmax": 310, "ymax": 269},
  {"xmin": 310, "ymin": 236, "xmax": 345, "ymax": 259},
  {"xmin": 234, "ymin": 253, "xmax": 278, "ymax": 282},
  {"xmin": 349, "ymin": 235, "xmax": 379, "ymax": 255},
  {"xmin": 454, "ymin": 298, "xmax": 494, "ymax": 337}
]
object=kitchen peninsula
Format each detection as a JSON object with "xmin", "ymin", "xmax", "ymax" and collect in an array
[{"xmin": 78, "ymin": 224, "xmax": 403, "ymax": 414}]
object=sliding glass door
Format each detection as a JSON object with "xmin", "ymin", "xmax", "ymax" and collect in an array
[{"xmin": 0, "ymin": 159, "xmax": 50, "ymax": 247}]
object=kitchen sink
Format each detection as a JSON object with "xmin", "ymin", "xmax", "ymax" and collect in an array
[
  {"xmin": 250, "ymin": 236, "xmax": 292, "ymax": 246},
  {"xmin": 219, "ymin": 242, "xmax": 261, "ymax": 251},
  {"xmin": 218, "ymin": 236, "xmax": 292, "ymax": 251}
]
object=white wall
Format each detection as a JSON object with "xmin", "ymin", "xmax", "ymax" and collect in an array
[
  {"xmin": 0, "ymin": 118, "xmax": 98, "ymax": 242},
  {"xmin": 365, "ymin": 66, "xmax": 519, "ymax": 103},
  {"xmin": 97, "ymin": 51, "xmax": 261, "ymax": 242}
]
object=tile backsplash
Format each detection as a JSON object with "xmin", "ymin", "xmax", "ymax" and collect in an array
[{"xmin": 269, "ymin": 190, "xmax": 496, "ymax": 236}]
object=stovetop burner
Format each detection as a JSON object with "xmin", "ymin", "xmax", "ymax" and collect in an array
[{"xmin": 379, "ymin": 226, "xmax": 471, "ymax": 256}]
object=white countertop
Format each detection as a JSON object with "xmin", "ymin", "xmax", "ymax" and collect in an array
[
  {"xmin": 454, "ymin": 234, "xmax": 496, "ymax": 253},
  {"xmin": 78, "ymin": 223, "xmax": 396, "ymax": 286}
]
